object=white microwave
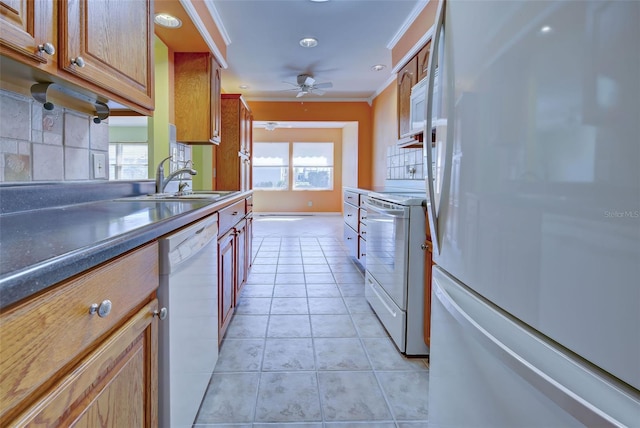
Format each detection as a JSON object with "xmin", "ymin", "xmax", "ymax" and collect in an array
[
  {"xmin": 409, "ymin": 77, "xmax": 428, "ymax": 133},
  {"xmin": 409, "ymin": 69, "xmax": 439, "ymax": 135}
]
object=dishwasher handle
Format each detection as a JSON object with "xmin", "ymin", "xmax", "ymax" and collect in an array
[
  {"xmin": 363, "ymin": 197, "xmax": 409, "ymax": 219},
  {"xmin": 159, "ymin": 214, "xmax": 218, "ymax": 275}
]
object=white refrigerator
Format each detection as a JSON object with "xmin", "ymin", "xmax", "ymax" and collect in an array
[{"xmin": 423, "ymin": 1, "xmax": 640, "ymax": 426}]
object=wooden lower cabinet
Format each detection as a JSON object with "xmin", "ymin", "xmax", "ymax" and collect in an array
[
  {"xmin": 0, "ymin": 243, "xmax": 160, "ymax": 427},
  {"xmin": 13, "ymin": 300, "xmax": 159, "ymax": 427},
  {"xmin": 234, "ymin": 218, "xmax": 248, "ymax": 303},
  {"xmin": 218, "ymin": 229, "xmax": 236, "ymax": 343},
  {"xmin": 217, "ymin": 196, "xmax": 254, "ymax": 343}
]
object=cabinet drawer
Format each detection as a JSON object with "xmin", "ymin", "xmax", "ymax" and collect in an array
[
  {"xmin": 219, "ymin": 199, "xmax": 246, "ymax": 236},
  {"xmin": 246, "ymin": 195, "xmax": 253, "ymax": 213},
  {"xmin": 359, "ymin": 208, "xmax": 367, "ymax": 225},
  {"xmin": 344, "ymin": 190, "xmax": 360, "ymax": 206},
  {"xmin": 344, "ymin": 224, "xmax": 358, "ymax": 259},
  {"xmin": 0, "ymin": 242, "xmax": 159, "ymax": 423},
  {"xmin": 343, "ymin": 202, "xmax": 359, "ymax": 232},
  {"xmin": 358, "ymin": 236, "xmax": 367, "ymax": 266},
  {"xmin": 359, "ymin": 221, "xmax": 367, "ymax": 239}
]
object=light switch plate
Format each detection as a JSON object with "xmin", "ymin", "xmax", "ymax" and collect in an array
[{"xmin": 93, "ymin": 153, "xmax": 106, "ymax": 179}]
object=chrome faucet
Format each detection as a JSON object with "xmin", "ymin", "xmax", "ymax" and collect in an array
[{"xmin": 155, "ymin": 156, "xmax": 197, "ymax": 193}]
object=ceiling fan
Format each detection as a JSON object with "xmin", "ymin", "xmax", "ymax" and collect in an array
[{"xmin": 282, "ymin": 74, "xmax": 333, "ymax": 98}]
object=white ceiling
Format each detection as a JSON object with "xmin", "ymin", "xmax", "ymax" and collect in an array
[{"xmin": 209, "ymin": 0, "xmax": 426, "ymax": 102}]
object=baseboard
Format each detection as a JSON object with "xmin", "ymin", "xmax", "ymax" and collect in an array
[{"xmin": 254, "ymin": 212, "xmax": 342, "ymax": 217}]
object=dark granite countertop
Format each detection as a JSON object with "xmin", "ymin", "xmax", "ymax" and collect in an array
[{"xmin": 0, "ymin": 182, "xmax": 251, "ymax": 310}]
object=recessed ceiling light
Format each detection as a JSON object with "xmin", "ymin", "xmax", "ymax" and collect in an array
[
  {"xmin": 239, "ymin": 85, "xmax": 249, "ymax": 89},
  {"xmin": 299, "ymin": 37, "xmax": 318, "ymax": 48},
  {"xmin": 371, "ymin": 64, "xmax": 386, "ymax": 72},
  {"xmin": 540, "ymin": 25, "xmax": 553, "ymax": 34},
  {"xmin": 310, "ymin": 0, "xmax": 329, "ymax": 2},
  {"xmin": 154, "ymin": 13, "xmax": 182, "ymax": 29}
]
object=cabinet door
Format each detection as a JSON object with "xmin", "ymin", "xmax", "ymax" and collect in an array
[
  {"xmin": 0, "ymin": 0, "xmax": 56, "ymax": 70},
  {"xmin": 397, "ymin": 56, "xmax": 418, "ymax": 138},
  {"xmin": 234, "ymin": 219, "xmax": 248, "ymax": 303},
  {"xmin": 59, "ymin": 0, "xmax": 153, "ymax": 110},
  {"xmin": 211, "ymin": 57, "xmax": 222, "ymax": 144},
  {"xmin": 218, "ymin": 230, "xmax": 235, "ymax": 342},
  {"xmin": 11, "ymin": 300, "xmax": 159, "ymax": 427},
  {"xmin": 246, "ymin": 214, "xmax": 253, "ymax": 270},
  {"xmin": 417, "ymin": 41, "xmax": 432, "ymax": 82}
]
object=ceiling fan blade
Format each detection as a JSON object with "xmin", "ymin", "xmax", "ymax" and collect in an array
[
  {"xmin": 296, "ymin": 91, "xmax": 306, "ymax": 98},
  {"xmin": 312, "ymin": 89, "xmax": 326, "ymax": 96},
  {"xmin": 314, "ymin": 82, "xmax": 333, "ymax": 89}
]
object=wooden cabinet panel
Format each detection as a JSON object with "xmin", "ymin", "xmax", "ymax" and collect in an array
[
  {"xmin": 0, "ymin": 242, "xmax": 158, "ymax": 424},
  {"xmin": 59, "ymin": 0, "xmax": 153, "ymax": 110},
  {"xmin": 11, "ymin": 300, "xmax": 158, "ymax": 428},
  {"xmin": 0, "ymin": 0, "xmax": 56, "ymax": 70},
  {"xmin": 218, "ymin": 230, "xmax": 235, "ymax": 342},
  {"xmin": 174, "ymin": 52, "xmax": 221, "ymax": 144},
  {"xmin": 246, "ymin": 214, "xmax": 253, "ymax": 270},
  {"xmin": 417, "ymin": 40, "xmax": 432, "ymax": 83},
  {"xmin": 218, "ymin": 94, "xmax": 252, "ymax": 191},
  {"xmin": 397, "ymin": 56, "xmax": 417, "ymax": 138},
  {"xmin": 234, "ymin": 218, "xmax": 247, "ymax": 303}
]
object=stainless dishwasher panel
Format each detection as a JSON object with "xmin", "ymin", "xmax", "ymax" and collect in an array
[{"xmin": 158, "ymin": 213, "xmax": 218, "ymax": 428}]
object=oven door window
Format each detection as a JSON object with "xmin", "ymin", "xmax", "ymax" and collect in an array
[{"xmin": 366, "ymin": 207, "xmax": 410, "ymax": 310}]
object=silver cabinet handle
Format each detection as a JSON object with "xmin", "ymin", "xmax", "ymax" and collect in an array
[
  {"xmin": 38, "ymin": 42, "xmax": 55, "ymax": 56},
  {"xmin": 89, "ymin": 299, "xmax": 112, "ymax": 317},
  {"xmin": 154, "ymin": 307, "xmax": 168, "ymax": 320},
  {"xmin": 71, "ymin": 56, "xmax": 86, "ymax": 68}
]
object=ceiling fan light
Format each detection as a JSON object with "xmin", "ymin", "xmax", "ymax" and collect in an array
[
  {"xmin": 154, "ymin": 13, "xmax": 182, "ymax": 29},
  {"xmin": 299, "ymin": 37, "xmax": 318, "ymax": 48}
]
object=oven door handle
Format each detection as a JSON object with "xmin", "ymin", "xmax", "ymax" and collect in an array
[{"xmin": 363, "ymin": 198, "xmax": 408, "ymax": 218}]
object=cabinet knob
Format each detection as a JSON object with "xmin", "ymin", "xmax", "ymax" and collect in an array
[
  {"xmin": 71, "ymin": 56, "xmax": 86, "ymax": 68},
  {"xmin": 421, "ymin": 242, "xmax": 433, "ymax": 252},
  {"xmin": 38, "ymin": 42, "xmax": 55, "ymax": 56},
  {"xmin": 154, "ymin": 307, "xmax": 168, "ymax": 320},
  {"xmin": 89, "ymin": 299, "xmax": 112, "ymax": 318}
]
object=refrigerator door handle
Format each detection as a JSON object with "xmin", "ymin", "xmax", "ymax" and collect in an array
[
  {"xmin": 433, "ymin": 270, "xmax": 639, "ymax": 427},
  {"xmin": 424, "ymin": 0, "xmax": 445, "ymax": 255}
]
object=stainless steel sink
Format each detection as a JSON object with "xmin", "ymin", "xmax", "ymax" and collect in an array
[{"xmin": 115, "ymin": 190, "xmax": 238, "ymax": 202}]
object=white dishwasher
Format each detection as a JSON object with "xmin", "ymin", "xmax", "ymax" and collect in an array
[{"xmin": 158, "ymin": 213, "xmax": 218, "ymax": 428}]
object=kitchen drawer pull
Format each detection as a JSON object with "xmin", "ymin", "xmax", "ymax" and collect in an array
[
  {"xmin": 347, "ymin": 214, "xmax": 353, "ymax": 217},
  {"xmin": 89, "ymin": 299, "xmax": 112, "ymax": 318},
  {"xmin": 232, "ymin": 211, "xmax": 239, "ymax": 215},
  {"xmin": 154, "ymin": 307, "xmax": 168, "ymax": 320},
  {"xmin": 71, "ymin": 56, "xmax": 86, "ymax": 68},
  {"xmin": 38, "ymin": 42, "xmax": 55, "ymax": 56}
]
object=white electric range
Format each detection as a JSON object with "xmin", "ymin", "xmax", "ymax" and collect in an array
[{"xmin": 363, "ymin": 188, "xmax": 429, "ymax": 356}]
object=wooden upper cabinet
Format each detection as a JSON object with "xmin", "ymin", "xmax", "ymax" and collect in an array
[
  {"xmin": 0, "ymin": 0, "xmax": 57, "ymax": 71},
  {"xmin": 218, "ymin": 94, "xmax": 252, "ymax": 191},
  {"xmin": 397, "ymin": 55, "xmax": 417, "ymax": 138},
  {"xmin": 58, "ymin": 0, "xmax": 154, "ymax": 111},
  {"xmin": 417, "ymin": 40, "xmax": 432, "ymax": 83},
  {"xmin": 174, "ymin": 52, "xmax": 222, "ymax": 144}
]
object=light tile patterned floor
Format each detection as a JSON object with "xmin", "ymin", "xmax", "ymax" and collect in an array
[{"xmin": 194, "ymin": 215, "xmax": 429, "ymax": 427}]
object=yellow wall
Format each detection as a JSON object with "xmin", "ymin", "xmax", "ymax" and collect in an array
[
  {"xmin": 248, "ymin": 101, "xmax": 373, "ymax": 189},
  {"xmin": 252, "ymin": 127, "xmax": 343, "ymax": 213},
  {"xmin": 148, "ymin": 36, "xmax": 170, "ymax": 178}
]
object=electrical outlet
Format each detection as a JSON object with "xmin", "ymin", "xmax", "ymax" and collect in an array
[
  {"xmin": 308, "ymin": 201, "xmax": 313, "ymax": 207},
  {"xmin": 93, "ymin": 153, "xmax": 106, "ymax": 179}
]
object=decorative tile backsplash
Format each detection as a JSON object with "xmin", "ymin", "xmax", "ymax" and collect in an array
[
  {"xmin": 0, "ymin": 89, "xmax": 109, "ymax": 182},
  {"xmin": 387, "ymin": 146, "xmax": 424, "ymax": 180}
]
